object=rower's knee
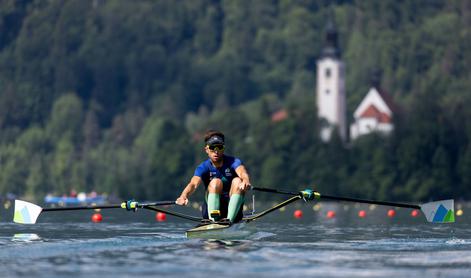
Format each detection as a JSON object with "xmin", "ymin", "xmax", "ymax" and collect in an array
[{"xmin": 208, "ymin": 178, "xmax": 223, "ymax": 193}]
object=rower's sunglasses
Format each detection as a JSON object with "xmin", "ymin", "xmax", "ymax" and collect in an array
[{"xmin": 208, "ymin": 145, "xmax": 225, "ymax": 151}]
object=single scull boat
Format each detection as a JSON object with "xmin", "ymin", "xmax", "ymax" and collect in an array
[{"xmin": 13, "ymin": 187, "xmax": 455, "ymax": 239}]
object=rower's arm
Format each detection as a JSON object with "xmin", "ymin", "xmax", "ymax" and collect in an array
[
  {"xmin": 176, "ymin": 176, "xmax": 202, "ymax": 205},
  {"xmin": 235, "ymin": 165, "xmax": 251, "ymax": 186}
]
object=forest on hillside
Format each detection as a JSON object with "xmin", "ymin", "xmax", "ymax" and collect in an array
[{"xmin": 1, "ymin": 0, "xmax": 471, "ymax": 202}]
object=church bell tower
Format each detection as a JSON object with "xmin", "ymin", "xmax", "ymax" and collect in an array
[{"xmin": 316, "ymin": 16, "xmax": 346, "ymax": 142}]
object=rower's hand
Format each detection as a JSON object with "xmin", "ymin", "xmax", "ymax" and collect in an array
[
  {"xmin": 176, "ymin": 196, "xmax": 188, "ymax": 206},
  {"xmin": 238, "ymin": 179, "xmax": 251, "ymax": 191}
]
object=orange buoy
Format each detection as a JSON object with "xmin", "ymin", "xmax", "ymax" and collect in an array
[
  {"xmin": 91, "ymin": 213, "xmax": 103, "ymax": 222},
  {"xmin": 358, "ymin": 210, "xmax": 366, "ymax": 218},
  {"xmin": 294, "ymin": 209, "xmax": 303, "ymax": 219},
  {"xmin": 326, "ymin": 210, "xmax": 336, "ymax": 219},
  {"xmin": 411, "ymin": 209, "xmax": 419, "ymax": 217},
  {"xmin": 387, "ymin": 209, "xmax": 396, "ymax": 217},
  {"xmin": 156, "ymin": 212, "xmax": 166, "ymax": 222}
]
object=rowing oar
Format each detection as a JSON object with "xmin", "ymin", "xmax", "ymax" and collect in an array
[
  {"xmin": 144, "ymin": 206, "xmax": 202, "ymax": 222},
  {"xmin": 251, "ymin": 186, "xmax": 455, "ymax": 223},
  {"xmin": 13, "ymin": 200, "xmax": 176, "ymax": 224}
]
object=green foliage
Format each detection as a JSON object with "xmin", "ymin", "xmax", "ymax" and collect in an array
[
  {"xmin": 47, "ymin": 93, "xmax": 84, "ymax": 143},
  {"xmin": 0, "ymin": 0, "xmax": 470, "ymax": 202}
]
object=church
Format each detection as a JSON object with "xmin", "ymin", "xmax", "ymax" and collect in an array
[{"xmin": 316, "ymin": 18, "xmax": 396, "ymax": 142}]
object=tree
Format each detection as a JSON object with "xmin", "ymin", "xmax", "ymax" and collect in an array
[{"xmin": 47, "ymin": 93, "xmax": 84, "ymax": 143}]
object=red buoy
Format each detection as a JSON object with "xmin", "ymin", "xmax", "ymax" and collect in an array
[
  {"xmin": 411, "ymin": 209, "xmax": 419, "ymax": 217},
  {"xmin": 293, "ymin": 209, "xmax": 303, "ymax": 219},
  {"xmin": 358, "ymin": 210, "xmax": 366, "ymax": 218},
  {"xmin": 156, "ymin": 212, "xmax": 166, "ymax": 222},
  {"xmin": 387, "ymin": 209, "xmax": 396, "ymax": 218},
  {"xmin": 91, "ymin": 213, "xmax": 103, "ymax": 223},
  {"xmin": 326, "ymin": 210, "xmax": 336, "ymax": 219}
]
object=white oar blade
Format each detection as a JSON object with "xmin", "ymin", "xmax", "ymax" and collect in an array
[
  {"xmin": 14, "ymin": 200, "xmax": 43, "ymax": 224},
  {"xmin": 420, "ymin": 199, "xmax": 454, "ymax": 223}
]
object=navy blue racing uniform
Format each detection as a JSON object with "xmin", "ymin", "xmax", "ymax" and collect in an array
[{"xmin": 194, "ymin": 155, "xmax": 244, "ymax": 222}]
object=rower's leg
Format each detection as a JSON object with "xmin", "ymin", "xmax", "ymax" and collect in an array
[
  {"xmin": 227, "ymin": 177, "xmax": 247, "ymax": 222},
  {"xmin": 207, "ymin": 178, "xmax": 223, "ymax": 221}
]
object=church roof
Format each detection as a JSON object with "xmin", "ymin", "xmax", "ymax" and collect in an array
[
  {"xmin": 320, "ymin": 14, "xmax": 341, "ymax": 59},
  {"xmin": 353, "ymin": 86, "xmax": 397, "ymax": 119},
  {"xmin": 359, "ymin": 104, "xmax": 392, "ymax": 123},
  {"xmin": 376, "ymin": 88, "xmax": 399, "ymax": 114}
]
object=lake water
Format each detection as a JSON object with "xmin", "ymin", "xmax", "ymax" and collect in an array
[{"xmin": 1, "ymin": 202, "xmax": 470, "ymax": 277}]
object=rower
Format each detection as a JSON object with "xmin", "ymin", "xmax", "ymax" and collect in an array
[{"xmin": 176, "ymin": 130, "xmax": 251, "ymax": 224}]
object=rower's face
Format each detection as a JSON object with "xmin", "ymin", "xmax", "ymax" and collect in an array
[{"xmin": 205, "ymin": 145, "xmax": 224, "ymax": 162}]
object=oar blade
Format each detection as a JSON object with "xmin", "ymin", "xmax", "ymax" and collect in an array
[
  {"xmin": 420, "ymin": 199, "xmax": 455, "ymax": 223},
  {"xmin": 14, "ymin": 200, "xmax": 43, "ymax": 224}
]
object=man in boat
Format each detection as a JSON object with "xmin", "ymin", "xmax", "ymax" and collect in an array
[{"xmin": 176, "ymin": 130, "xmax": 251, "ymax": 224}]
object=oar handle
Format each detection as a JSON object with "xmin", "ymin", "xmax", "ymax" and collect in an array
[{"xmin": 140, "ymin": 201, "xmax": 176, "ymax": 207}]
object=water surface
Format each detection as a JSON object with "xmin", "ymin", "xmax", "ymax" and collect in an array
[{"xmin": 1, "ymin": 204, "xmax": 470, "ymax": 277}]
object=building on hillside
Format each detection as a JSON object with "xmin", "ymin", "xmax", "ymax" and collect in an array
[
  {"xmin": 316, "ymin": 16, "xmax": 397, "ymax": 142},
  {"xmin": 271, "ymin": 109, "xmax": 288, "ymax": 123},
  {"xmin": 350, "ymin": 78, "xmax": 396, "ymax": 140},
  {"xmin": 316, "ymin": 16, "xmax": 347, "ymax": 142}
]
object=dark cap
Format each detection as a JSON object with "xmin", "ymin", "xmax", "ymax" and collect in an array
[{"xmin": 206, "ymin": 135, "xmax": 224, "ymax": 146}]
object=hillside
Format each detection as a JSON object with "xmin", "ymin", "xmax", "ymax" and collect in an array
[{"xmin": 1, "ymin": 0, "xmax": 470, "ymax": 201}]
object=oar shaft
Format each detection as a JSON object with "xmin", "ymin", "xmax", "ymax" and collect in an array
[
  {"xmin": 251, "ymin": 186, "xmax": 298, "ymax": 196},
  {"xmin": 244, "ymin": 195, "xmax": 301, "ymax": 222},
  {"xmin": 252, "ymin": 186, "xmax": 420, "ymax": 209},
  {"xmin": 144, "ymin": 206, "xmax": 202, "ymax": 222},
  {"xmin": 320, "ymin": 194, "xmax": 420, "ymax": 209},
  {"xmin": 42, "ymin": 201, "xmax": 176, "ymax": 212},
  {"xmin": 43, "ymin": 205, "xmax": 121, "ymax": 211}
]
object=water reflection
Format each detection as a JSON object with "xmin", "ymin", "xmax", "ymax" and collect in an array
[
  {"xmin": 12, "ymin": 233, "xmax": 41, "ymax": 242},
  {"xmin": 201, "ymin": 239, "xmax": 249, "ymax": 250}
]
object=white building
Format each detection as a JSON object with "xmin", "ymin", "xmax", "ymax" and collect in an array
[
  {"xmin": 350, "ymin": 86, "xmax": 395, "ymax": 140},
  {"xmin": 316, "ymin": 18, "xmax": 346, "ymax": 142},
  {"xmin": 316, "ymin": 17, "xmax": 397, "ymax": 142}
]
